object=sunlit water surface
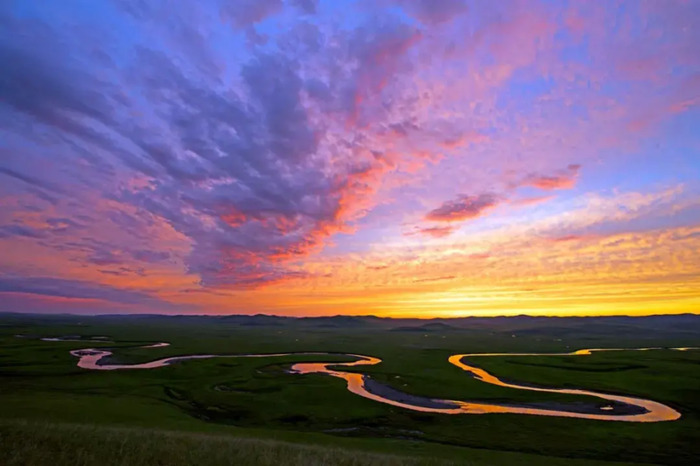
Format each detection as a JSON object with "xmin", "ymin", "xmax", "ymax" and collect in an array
[{"xmin": 62, "ymin": 342, "xmax": 696, "ymax": 422}]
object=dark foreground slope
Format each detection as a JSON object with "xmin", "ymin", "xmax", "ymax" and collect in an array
[
  {"xmin": 0, "ymin": 420, "xmax": 642, "ymax": 466},
  {"xmin": 0, "ymin": 420, "xmax": 442, "ymax": 466}
]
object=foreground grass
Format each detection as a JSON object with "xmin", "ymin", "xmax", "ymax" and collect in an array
[
  {"xmin": 0, "ymin": 420, "xmax": 645, "ymax": 466},
  {"xmin": 0, "ymin": 420, "xmax": 448, "ymax": 466}
]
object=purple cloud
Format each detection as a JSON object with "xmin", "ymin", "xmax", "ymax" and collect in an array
[
  {"xmin": 0, "ymin": 224, "xmax": 45, "ymax": 239},
  {"xmin": 0, "ymin": 276, "xmax": 181, "ymax": 309},
  {"xmin": 220, "ymin": 0, "xmax": 284, "ymax": 28},
  {"xmin": 425, "ymin": 193, "xmax": 501, "ymax": 222},
  {"xmin": 0, "ymin": 2, "xmax": 432, "ymax": 288},
  {"xmin": 396, "ymin": 0, "xmax": 467, "ymax": 25}
]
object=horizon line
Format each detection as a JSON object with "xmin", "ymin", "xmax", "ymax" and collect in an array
[{"xmin": 1, "ymin": 311, "xmax": 698, "ymax": 320}]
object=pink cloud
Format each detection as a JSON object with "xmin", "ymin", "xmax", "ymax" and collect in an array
[
  {"xmin": 523, "ymin": 164, "xmax": 581, "ymax": 191},
  {"xmin": 510, "ymin": 195, "xmax": 555, "ymax": 207},
  {"xmin": 414, "ymin": 225, "xmax": 456, "ymax": 238}
]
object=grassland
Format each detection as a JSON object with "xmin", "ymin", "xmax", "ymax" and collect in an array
[
  {"xmin": 1, "ymin": 313, "xmax": 699, "ymax": 465},
  {"xmin": 1, "ymin": 420, "xmax": 449, "ymax": 466}
]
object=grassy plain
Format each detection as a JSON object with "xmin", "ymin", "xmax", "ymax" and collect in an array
[{"xmin": 1, "ymin": 313, "xmax": 699, "ymax": 465}]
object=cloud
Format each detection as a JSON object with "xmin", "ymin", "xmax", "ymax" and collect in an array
[
  {"xmin": 440, "ymin": 130, "xmax": 488, "ymax": 149},
  {"xmin": 396, "ymin": 0, "xmax": 467, "ymax": 25},
  {"xmin": 413, "ymin": 225, "xmax": 456, "ymax": 238},
  {"xmin": 45, "ymin": 217, "xmax": 83, "ymax": 233},
  {"xmin": 0, "ymin": 167, "xmax": 67, "ymax": 196},
  {"xmin": 412, "ymin": 275, "xmax": 455, "ymax": 283},
  {"xmin": 523, "ymin": 164, "xmax": 581, "ymax": 190},
  {"xmin": 0, "ymin": 276, "xmax": 180, "ymax": 309},
  {"xmin": 220, "ymin": 0, "xmax": 284, "ymax": 28},
  {"xmin": 0, "ymin": 3, "xmax": 434, "ymax": 289},
  {"xmin": 0, "ymin": 224, "xmax": 45, "ymax": 239},
  {"xmin": 549, "ymin": 234, "xmax": 589, "ymax": 243},
  {"xmin": 510, "ymin": 195, "xmax": 555, "ymax": 207},
  {"xmin": 88, "ymin": 250, "xmax": 122, "ymax": 266},
  {"xmin": 132, "ymin": 250, "xmax": 170, "ymax": 263},
  {"xmin": 425, "ymin": 193, "xmax": 501, "ymax": 222},
  {"xmin": 291, "ymin": 0, "xmax": 317, "ymax": 14}
]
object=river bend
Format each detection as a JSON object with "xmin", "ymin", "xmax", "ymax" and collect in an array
[{"xmin": 63, "ymin": 343, "xmax": 695, "ymax": 422}]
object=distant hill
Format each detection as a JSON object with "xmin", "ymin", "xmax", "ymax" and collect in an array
[
  {"xmin": 390, "ymin": 322, "xmax": 456, "ymax": 332},
  {"xmin": 1, "ymin": 311, "xmax": 699, "ymax": 337},
  {"xmin": 299, "ymin": 315, "xmax": 379, "ymax": 328}
]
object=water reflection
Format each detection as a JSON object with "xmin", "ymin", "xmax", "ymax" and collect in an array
[
  {"xmin": 448, "ymin": 349, "xmax": 684, "ymax": 421},
  {"xmin": 66, "ymin": 344, "xmax": 694, "ymax": 422}
]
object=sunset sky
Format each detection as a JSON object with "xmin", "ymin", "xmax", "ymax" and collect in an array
[{"xmin": 1, "ymin": 0, "xmax": 699, "ymax": 317}]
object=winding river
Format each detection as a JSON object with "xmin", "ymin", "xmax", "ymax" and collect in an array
[{"xmin": 63, "ymin": 342, "xmax": 695, "ymax": 423}]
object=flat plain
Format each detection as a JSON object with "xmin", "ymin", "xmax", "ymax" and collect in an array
[{"xmin": 1, "ymin": 313, "xmax": 699, "ymax": 465}]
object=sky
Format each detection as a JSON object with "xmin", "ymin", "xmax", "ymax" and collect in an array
[{"xmin": 0, "ymin": 0, "xmax": 699, "ymax": 318}]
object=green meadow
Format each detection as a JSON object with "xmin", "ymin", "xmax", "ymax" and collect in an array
[{"xmin": 1, "ymin": 313, "xmax": 699, "ymax": 465}]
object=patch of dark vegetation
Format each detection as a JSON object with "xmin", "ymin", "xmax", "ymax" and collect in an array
[
  {"xmin": 301, "ymin": 316, "xmax": 374, "ymax": 328},
  {"xmin": 163, "ymin": 386, "xmax": 188, "ymax": 401},
  {"xmin": 390, "ymin": 322, "xmax": 456, "ymax": 332},
  {"xmin": 258, "ymin": 362, "xmax": 314, "ymax": 376},
  {"xmin": 406, "ymin": 412, "xmax": 438, "ymax": 424},
  {"xmin": 212, "ymin": 384, "xmax": 234, "ymax": 392},
  {"xmin": 213, "ymin": 383, "xmax": 283, "ymax": 394},
  {"xmin": 190, "ymin": 406, "xmax": 256, "ymax": 424},
  {"xmin": 325, "ymin": 424, "xmax": 425, "ymax": 442},
  {"xmin": 505, "ymin": 360, "xmax": 648, "ymax": 372},
  {"xmin": 277, "ymin": 414, "xmax": 310, "ymax": 425}
]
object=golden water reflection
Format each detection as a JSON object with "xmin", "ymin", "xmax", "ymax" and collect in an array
[{"xmin": 66, "ymin": 343, "xmax": 695, "ymax": 422}]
